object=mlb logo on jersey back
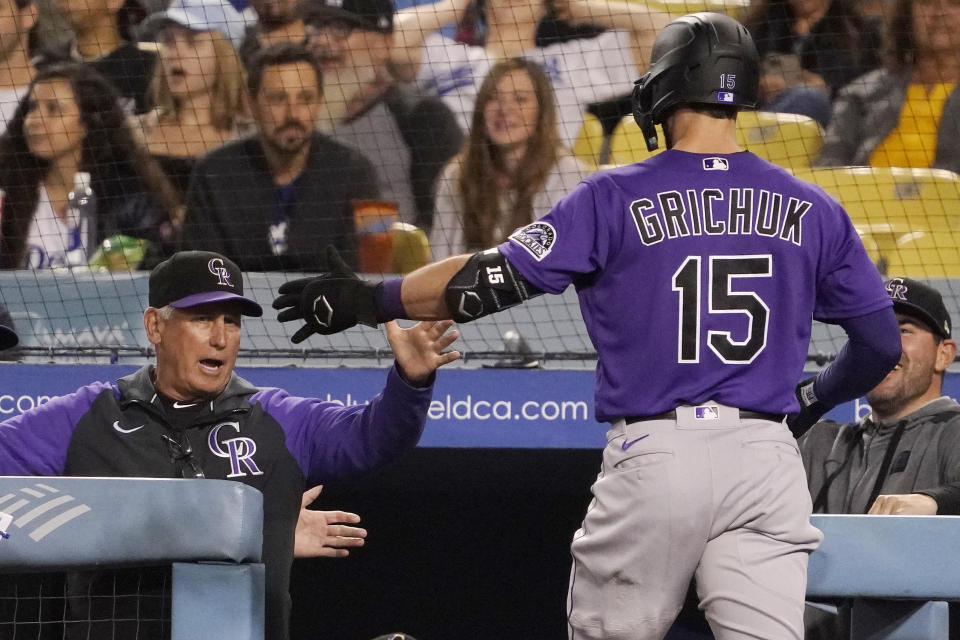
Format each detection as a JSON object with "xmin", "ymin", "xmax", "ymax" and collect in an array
[
  {"xmin": 703, "ymin": 157, "xmax": 729, "ymax": 171},
  {"xmin": 695, "ymin": 406, "xmax": 719, "ymax": 420},
  {"xmin": 510, "ymin": 222, "xmax": 557, "ymax": 261}
]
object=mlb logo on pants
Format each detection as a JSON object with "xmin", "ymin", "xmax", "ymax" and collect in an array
[{"xmin": 695, "ymin": 406, "xmax": 719, "ymax": 420}]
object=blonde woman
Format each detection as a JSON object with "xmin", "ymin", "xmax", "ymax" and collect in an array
[
  {"xmin": 138, "ymin": 0, "xmax": 250, "ymax": 197},
  {"xmin": 429, "ymin": 58, "xmax": 589, "ymax": 260}
]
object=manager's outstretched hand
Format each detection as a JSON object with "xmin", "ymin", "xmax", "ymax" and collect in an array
[
  {"xmin": 387, "ymin": 320, "xmax": 461, "ymax": 386},
  {"xmin": 294, "ymin": 485, "xmax": 367, "ymax": 558},
  {"xmin": 273, "ymin": 246, "xmax": 379, "ymax": 342}
]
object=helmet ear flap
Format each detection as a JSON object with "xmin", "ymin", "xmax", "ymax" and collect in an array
[{"xmin": 632, "ymin": 74, "xmax": 659, "ymax": 152}]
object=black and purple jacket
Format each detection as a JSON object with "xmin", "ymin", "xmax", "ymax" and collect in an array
[{"xmin": 0, "ymin": 363, "xmax": 434, "ymax": 639}]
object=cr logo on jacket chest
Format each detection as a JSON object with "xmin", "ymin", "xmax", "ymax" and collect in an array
[{"xmin": 208, "ymin": 421, "xmax": 263, "ymax": 478}]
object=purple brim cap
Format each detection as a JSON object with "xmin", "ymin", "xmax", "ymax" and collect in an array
[
  {"xmin": 170, "ymin": 291, "xmax": 264, "ymax": 317},
  {"xmin": 0, "ymin": 325, "xmax": 18, "ymax": 350}
]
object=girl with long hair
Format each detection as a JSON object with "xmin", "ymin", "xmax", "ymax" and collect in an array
[
  {"xmin": 0, "ymin": 63, "xmax": 178, "ymax": 268},
  {"xmin": 429, "ymin": 58, "xmax": 588, "ymax": 259},
  {"xmin": 132, "ymin": 5, "xmax": 250, "ymax": 266},
  {"xmin": 138, "ymin": 6, "xmax": 250, "ymax": 194}
]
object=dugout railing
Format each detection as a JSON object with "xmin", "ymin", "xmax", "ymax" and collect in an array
[
  {"xmin": 0, "ymin": 477, "xmax": 264, "ymax": 640},
  {"xmin": 809, "ymin": 514, "xmax": 960, "ymax": 639}
]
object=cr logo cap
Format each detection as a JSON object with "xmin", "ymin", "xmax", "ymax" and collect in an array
[
  {"xmin": 884, "ymin": 277, "xmax": 952, "ymax": 338},
  {"xmin": 149, "ymin": 251, "xmax": 263, "ymax": 317}
]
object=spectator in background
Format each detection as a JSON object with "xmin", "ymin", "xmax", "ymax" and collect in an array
[
  {"xmin": 302, "ymin": 0, "xmax": 463, "ymax": 231},
  {"xmin": 388, "ymin": 0, "xmax": 670, "ymax": 147},
  {"xmin": 0, "ymin": 63, "xmax": 179, "ymax": 269},
  {"xmin": 430, "ymin": 58, "xmax": 587, "ymax": 259},
  {"xmin": 238, "ymin": 0, "xmax": 303, "ymax": 63},
  {"xmin": 134, "ymin": 0, "xmax": 251, "ymax": 264},
  {"xmin": 0, "ymin": 304, "xmax": 20, "ymax": 361},
  {"xmin": 743, "ymin": 0, "xmax": 881, "ymax": 126},
  {"xmin": 58, "ymin": 0, "xmax": 157, "ymax": 113},
  {"xmin": 0, "ymin": 0, "xmax": 37, "ymax": 134},
  {"xmin": 814, "ymin": 0, "xmax": 960, "ymax": 172},
  {"xmin": 799, "ymin": 277, "xmax": 960, "ymax": 638},
  {"xmin": 181, "ymin": 43, "xmax": 379, "ymax": 272}
]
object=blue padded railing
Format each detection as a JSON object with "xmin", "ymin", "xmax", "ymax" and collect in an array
[
  {"xmin": 808, "ymin": 514, "xmax": 960, "ymax": 640},
  {"xmin": 0, "ymin": 477, "xmax": 264, "ymax": 640}
]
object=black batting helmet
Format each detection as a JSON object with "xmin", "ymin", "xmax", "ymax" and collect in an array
[{"xmin": 631, "ymin": 12, "xmax": 759, "ymax": 151}]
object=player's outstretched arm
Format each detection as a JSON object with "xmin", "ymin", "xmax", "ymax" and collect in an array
[
  {"xmin": 398, "ymin": 255, "xmax": 473, "ymax": 319},
  {"xmin": 788, "ymin": 307, "xmax": 901, "ymax": 437},
  {"xmin": 273, "ymin": 244, "xmax": 540, "ymax": 340}
]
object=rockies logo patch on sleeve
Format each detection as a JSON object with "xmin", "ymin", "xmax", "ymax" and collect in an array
[{"xmin": 509, "ymin": 222, "xmax": 556, "ymax": 261}]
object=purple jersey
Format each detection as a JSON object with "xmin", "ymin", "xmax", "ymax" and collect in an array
[{"xmin": 499, "ymin": 151, "xmax": 891, "ymax": 422}]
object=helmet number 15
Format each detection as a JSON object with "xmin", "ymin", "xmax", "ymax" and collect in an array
[{"xmin": 672, "ymin": 255, "xmax": 771, "ymax": 364}]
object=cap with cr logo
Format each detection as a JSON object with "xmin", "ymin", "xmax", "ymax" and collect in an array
[
  {"xmin": 149, "ymin": 251, "xmax": 263, "ymax": 317},
  {"xmin": 884, "ymin": 277, "xmax": 952, "ymax": 338}
]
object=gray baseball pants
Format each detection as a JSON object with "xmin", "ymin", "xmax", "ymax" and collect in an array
[{"xmin": 567, "ymin": 404, "xmax": 822, "ymax": 640}]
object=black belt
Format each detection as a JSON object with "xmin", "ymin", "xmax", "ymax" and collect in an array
[{"xmin": 625, "ymin": 409, "xmax": 786, "ymax": 424}]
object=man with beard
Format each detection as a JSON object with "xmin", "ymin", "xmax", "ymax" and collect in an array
[
  {"xmin": 239, "ymin": 0, "xmax": 307, "ymax": 64},
  {"xmin": 800, "ymin": 277, "xmax": 960, "ymax": 516},
  {"xmin": 303, "ymin": 0, "xmax": 462, "ymax": 230},
  {"xmin": 182, "ymin": 43, "xmax": 379, "ymax": 271},
  {"xmin": 799, "ymin": 276, "xmax": 960, "ymax": 638}
]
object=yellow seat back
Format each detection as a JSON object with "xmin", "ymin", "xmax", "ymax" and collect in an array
[
  {"xmin": 608, "ymin": 115, "xmax": 666, "ymax": 166},
  {"xmin": 640, "ymin": 0, "xmax": 749, "ymax": 16},
  {"xmin": 792, "ymin": 166, "xmax": 960, "ymax": 277},
  {"xmin": 609, "ymin": 111, "xmax": 824, "ymax": 170},
  {"xmin": 571, "ymin": 112, "xmax": 605, "ymax": 169},
  {"xmin": 735, "ymin": 111, "xmax": 824, "ymax": 170}
]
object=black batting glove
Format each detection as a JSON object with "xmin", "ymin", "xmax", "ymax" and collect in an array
[
  {"xmin": 787, "ymin": 376, "xmax": 832, "ymax": 439},
  {"xmin": 272, "ymin": 246, "xmax": 380, "ymax": 343}
]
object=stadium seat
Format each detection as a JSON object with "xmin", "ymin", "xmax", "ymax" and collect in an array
[
  {"xmin": 793, "ymin": 166, "xmax": 960, "ymax": 276},
  {"xmin": 639, "ymin": 0, "xmax": 749, "ymax": 16},
  {"xmin": 571, "ymin": 112, "xmax": 605, "ymax": 168},
  {"xmin": 608, "ymin": 115, "xmax": 666, "ymax": 166},
  {"xmin": 608, "ymin": 111, "xmax": 823, "ymax": 169},
  {"xmin": 793, "ymin": 166, "xmax": 960, "ymax": 230},
  {"xmin": 883, "ymin": 229, "xmax": 960, "ymax": 278},
  {"xmin": 734, "ymin": 111, "xmax": 824, "ymax": 170}
]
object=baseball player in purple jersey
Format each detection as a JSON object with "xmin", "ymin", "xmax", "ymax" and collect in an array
[{"xmin": 273, "ymin": 13, "xmax": 901, "ymax": 639}]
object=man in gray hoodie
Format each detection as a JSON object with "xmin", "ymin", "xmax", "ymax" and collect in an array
[
  {"xmin": 799, "ymin": 276, "xmax": 959, "ymax": 638},
  {"xmin": 800, "ymin": 276, "xmax": 959, "ymax": 516}
]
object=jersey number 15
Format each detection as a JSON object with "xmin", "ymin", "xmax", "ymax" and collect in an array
[{"xmin": 672, "ymin": 255, "xmax": 772, "ymax": 364}]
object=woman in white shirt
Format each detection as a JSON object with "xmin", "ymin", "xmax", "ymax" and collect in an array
[
  {"xmin": 430, "ymin": 58, "xmax": 590, "ymax": 260},
  {"xmin": 0, "ymin": 63, "xmax": 177, "ymax": 269}
]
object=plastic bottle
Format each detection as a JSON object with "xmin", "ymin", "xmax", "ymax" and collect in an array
[{"xmin": 65, "ymin": 171, "xmax": 96, "ymax": 266}]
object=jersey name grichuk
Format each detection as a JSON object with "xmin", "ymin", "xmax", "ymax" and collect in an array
[
  {"xmin": 630, "ymin": 188, "xmax": 811, "ymax": 247},
  {"xmin": 497, "ymin": 150, "xmax": 893, "ymax": 421}
]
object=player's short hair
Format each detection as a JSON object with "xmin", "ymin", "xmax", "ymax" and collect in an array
[
  {"xmin": 246, "ymin": 42, "xmax": 323, "ymax": 97},
  {"xmin": 662, "ymin": 103, "xmax": 738, "ymax": 122}
]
